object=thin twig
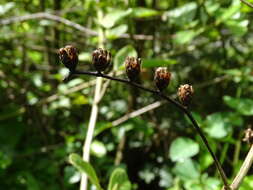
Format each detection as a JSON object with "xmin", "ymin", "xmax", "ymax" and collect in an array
[
  {"xmin": 112, "ymin": 101, "xmax": 163, "ymax": 126},
  {"xmin": 0, "ymin": 12, "xmax": 154, "ymax": 40},
  {"xmin": 240, "ymin": 0, "xmax": 253, "ymax": 8},
  {"xmin": 0, "ymin": 12, "xmax": 97, "ymax": 35},
  {"xmin": 71, "ymin": 70, "xmax": 230, "ymax": 188},
  {"xmin": 230, "ymin": 144, "xmax": 253, "ymax": 190}
]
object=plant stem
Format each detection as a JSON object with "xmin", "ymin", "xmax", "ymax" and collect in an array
[
  {"xmin": 240, "ymin": 0, "xmax": 253, "ymax": 8},
  {"xmin": 80, "ymin": 77, "xmax": 102, "ymax": 190},
  {"xmin": 230, "ymin": 144, "xmax": 253, "ymax": 190},
  {"xmin": 80, "ymin": 8, "xmax": 104, "ymax": 190},
  {"xmin": 71, "ymin": 70, "xmax": 230, "ymax": 188}
]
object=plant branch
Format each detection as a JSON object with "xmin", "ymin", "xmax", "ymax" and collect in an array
[
  {"xmin": 240, "ymin": 0, "xmax": 253, "ymax": 8},
  {"xmin": 0, "ymin": 12, "xmax": 153, "ymax": 40},
  {"xmin": 70, "ymin": 69, "xmax": 230, "ymax": 188},
  {"xmin": 230, "ymin": 144, "xmax": 253, "ymax": 190}
]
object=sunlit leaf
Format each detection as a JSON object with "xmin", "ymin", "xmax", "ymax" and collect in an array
[
  {"xmin": 100, "ymin": 9, "xmax": 132, "ymax": 28},
  {"xmin": 131, "ymin": 7, "xmax": 160, "ymax": 18},
  {"xmin": 172, "ymin": 159, "xmax": 200, "ymax": 180},
  {"xmin": 106, "ymin": 25, "xmax": 128, "ymax": 40},
  {"xmin": 114, "ymin": 45, "xmax": 137, "ymax": 70},
  {"xmin": 108, "ymin": 168, "xmax": 131, "ymax": 190},
  {"xmin": 69, "ymin": 153, "xmax": 103, "ymax": 190},
  {"xmin": 91, "ymin": 140, "xmax": 107, "ymax": 158},
  {"xmin": 142, "ymin": 59, "xmax": 178, "ymax": 68},
  {"xmin": 224, "ymin": 96, "xmax": 253, "ymax": 116},
  {"xmin": 169, "ymin": 137, "xmax": 199, "ymax": 162}
]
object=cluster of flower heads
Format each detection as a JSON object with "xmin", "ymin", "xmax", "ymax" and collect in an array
[{"xmin": 59, "ymin": 45, "xmax": 194, "ymax": 106}]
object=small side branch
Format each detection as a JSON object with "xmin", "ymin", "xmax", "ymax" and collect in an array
[
  {"xmin": 240, "ymin": 0, "xmax": 253, "ymax": 8},
  {"xmin": 231, "ymin": 145, "xmax": 253, "ymax": 190},
  {"xmin": 70, "ymin": 70, "xmax": 230, "ymax": 189}
]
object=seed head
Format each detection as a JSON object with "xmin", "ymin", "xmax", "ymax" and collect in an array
[
  {"xmin": 125, "ymin": 57, "xmax": 141, "ymax": 81},
  {"xmin": 92, "ymin": 48, "xmax": 111, "ymax": 72},
  {"xmin": 59, "ymin": 45, "xmax": 78, "ymax": 71},
  {"xmin": 243, "ymin": 128, "xmax": 253, "ymax": 144},
  {"xmin": 177, "ymin": 84, "xmax": 194, "ymax": 106},
  {"xmin": 154, "ymin": 67, "xmax": 171, "ymax": 91}
]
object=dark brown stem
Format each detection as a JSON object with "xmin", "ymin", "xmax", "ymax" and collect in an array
[{"xmin": 71, "ymin": 70, "xmax": 229, "ymax": 188}]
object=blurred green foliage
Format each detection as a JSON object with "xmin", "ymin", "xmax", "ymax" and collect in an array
[{"xmin": 0, "ymin": 0, "xmax": 253, "ymax": 189}]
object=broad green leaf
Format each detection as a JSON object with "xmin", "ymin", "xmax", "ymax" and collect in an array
[
  {"xmin": 25, "ymin": 173, "xmax": 40, "ymax": 190},
  {"xmin": 199, "ymin": 153, "xmax": 213, "ymax": 171},
  {"xmin": 204, "ymin": 177, "xmax": 221, "ymax": 189},
  {"xmin": 224, "ymin": 96, "xmax": 253, "ymax": 116},
  {"xmin": 204, "ymin": 1, "xmax": 220, "ymax": 14},
  {"xmin": 204, "ymin": 113, "xmax": 228, "ymax": 139},
  {"xmin": 106, "ymin": 25, "xmax": 128, "ymax": 40},
  {"xmin": 73, "ymin": 95, "xmax": 88, "ymax": 105},
  {"xmin": 69, "ymin": 153, "xmax": 103, "ymax": 190},
  {"xmin": 0, "ymin": 2, "xmax": 15, "ymax": 15},
  {"xmin": 169, "ymin": 137, "xmax": 199, "ymax": 162},
  {"xmin": 113, "ymin": 45, "xmax": 137, "ymax": 70},
  {"xmin": 79, "ymin": 52, "xmax": 91, "ymax": 62},
  {"xmin": 158, "ymin": 167, "xmax": 173, "ymax": 188},
  {"xmin": 173, "ymin": 30, "xmax": 197, "ymax": 44},
  {"xmin": 172, "ymin": 159, "xmax": 200, "ymax": 180},
  {"xmin": 100, "ymin": 9, "xmax": 132, "ymax": 28},
  {"xmin": 204, "ymin": 112, "xmax": 241, "ymax": 138},
  {"xmin": 142, "ymin": 59, "xmax": 177, "ymax": 68},
  {"xmin": 91, "ymin": 140, "xmax": 107, "ymax": 157},
  {"xmin": 225, "ymin": 20, "xmax": 249, "ymax": 36},
  {"xmin": 108, "ymin": 168, "xmax": 131, "ymax": 190},
  {"xmin": 131, "ymin": 7, "xmax": 160, "ymax": 18},
  {"xmin": 163, "ymin": 2, "xmax": 197, "ymax": 26},
  {"xmin": 215, "ymin": 0, "xmax": 241, "ymax": 25}
]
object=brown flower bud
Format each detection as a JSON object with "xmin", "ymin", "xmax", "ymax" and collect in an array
[
  {"xmin": 59, "ymin": 45, "xmax": 78, "ymax": 71},
  {"xmin": 154, "ymin": 67, "xmax": 171, "ymax": 91},
  {"xmin": 243, "ymin": 128, "xmax": 253, "ymax": 144},
  {"xmin": 92, "ymin": 48, "xmax": 111, "ymax": 72},
  {"xmin": 125, "ymin": 56, "xmax": 141, "ymax": 81},
  {"xmin": 177, "ymin": 84, "xmax": 194, "ymax": 106}
]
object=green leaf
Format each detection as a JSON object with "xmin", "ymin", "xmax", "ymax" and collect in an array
[
  {"xmin": 100, "ymin": 9, "xmax": 132, "ymax": 28},
  {"xmin": 169, "ymin": 137, "xmax": 199, "ymax": 162},
  {"xmin": 25, "ymin": 173, "xmax": 40, "ymax": 190},
  {"xmin": 0, "ymin": 2, "xmax": 15, "ymax": 15},
  {"xmin": 224, "ymin": 96, "xmax": 253, "ymax": 116},
  {"xmin": 163, "ymin": 2, "xmax": 197, "ymax": 26},
  {"xmin": 204, "ymin": 113, "xmax": 228, "ymax": 139},
  {"xmin": 113, "ymin": 45, "xmax": 137, "ymax": 70},
  {"xmin": 172, "ymin": 158, "xmax": 200, "ymax": 180},
  {"xmin": 108, "ymin": 168, "xmax": 131, "ymax": 190},
  {"xmin": 215, "ymin": 0, "xmax": 241, "ymax": 25},
  {"xmin": 131, "ymin": 7, "xmax": 160, "ymax": 18},
  {"xmin": 225, "ymin": 20, "xmax": 249, "ymax": 36},
  {"xmin": 142, "ymin": 58, "xmax": 178, "ymax": 68},
  {"xmin": 91, "ymin": 140, "xmax": 107, "ymax": 158},
  {"xmin": 173, "ymin": 30, "xmax": 197, "ymax": 44},
  {"xmin": 106, "ymin": 25, "xmax": 128, "ymax": 40},
  {"xmin": 69, "ymin": 153, "xmax": 103, "ymax": 190},
  {"xmin": 79, "ymin": 52, "xmax": 91, "ymax": 62}
]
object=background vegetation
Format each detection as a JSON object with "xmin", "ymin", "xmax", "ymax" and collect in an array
[{"xmin": 1, "ymin": 0, "xmax": 253, "ymax": 189}]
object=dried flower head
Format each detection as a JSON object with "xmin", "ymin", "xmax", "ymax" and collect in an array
[
  {"xmin": 92, "ymin": 48, "xmax": 111, "ymax": 72},
  {"xmin": 125, "ymin": 56, "xmax": 141, "ymax": 81},
  {"xmin": 177, "ymin": 84, "xmax": 194, "ymax": 106},
  {"xmin": 154, "ymin": 67, "xmax": 171, "ymax": 91},
  {"xmin": 243, "ymin": 128, "xmax": 253, "ymax": 144},
  {"xmin": 59, "ymin": 45, "xmax": 78, "ymax": 71}
]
